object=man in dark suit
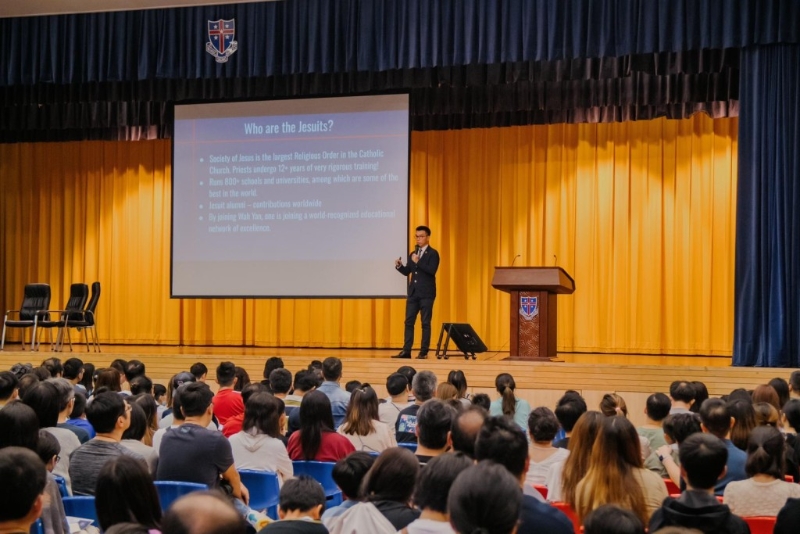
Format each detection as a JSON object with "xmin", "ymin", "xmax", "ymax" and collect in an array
[{"xmin": 394, "ymin": 225, "xmax": 440, "ymax": 359}]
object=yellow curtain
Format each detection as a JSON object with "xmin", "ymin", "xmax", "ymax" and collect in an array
[{"xmin": 0, "ymin": 115, "xmax": 737, "ymax": 354}]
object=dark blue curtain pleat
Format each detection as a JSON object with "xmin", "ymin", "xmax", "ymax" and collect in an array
[{"xmin": 733, "ymin": 44, "xmax": 800, "ymax": 367}]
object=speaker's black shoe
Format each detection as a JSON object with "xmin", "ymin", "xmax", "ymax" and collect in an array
[
  {"xmin": 392, "ymin": 351, "xmax": 412, "ymax": 359},
  {"xmin": 416, "ymin": 351, "xmax": 429, "ymax": 359}
]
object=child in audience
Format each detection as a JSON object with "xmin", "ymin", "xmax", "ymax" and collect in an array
[
  {"xmin": 322, "ymin": 452, "xmax": 375, "ymax": 520},
  {"xmin": 261, "ymin": 475, "xmax": 328, "ymax": 533},
  {"xmin": 638, "ymin": 393, "xmax": 671, "ymax": 453},
  {"xmin": 648, "ymin": 413, "xmax": 702, "ymax": 482},
  {"xmin": 525, "ymin": 406, "xmax": 570, "ymax": 486}
]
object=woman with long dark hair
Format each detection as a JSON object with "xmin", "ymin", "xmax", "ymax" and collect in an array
[
  {"xmin": 362, "ymin": 447, "xmax": 421, "ymax": 530},
  {"xmin": 229, "ymin": 392, "xmax": 293, "ymax": 484},
  {"xmin": 338, "ymin": 384, "xmax": 396, "ymax": 452},
  {"xmin": 120, "ymin": 400, "xmax": 158, "ymax": 475},
  {"xmin": 489, "ymin": 373, "xmax": 530, "ymax": 431},
  {"xmin": 447, "ymin": 370, "xmax": 471, "ymax": 407},
  {"xmin": 546, "ymin": 411, "xmax": 605, "ymax": 503},
  {"xmin": 96, "ymin": 455, "xmax": 162, "ymax": 532},
  {"xmin": 286, "ymin": 391, "xmax": 354, "ymax": 461}
]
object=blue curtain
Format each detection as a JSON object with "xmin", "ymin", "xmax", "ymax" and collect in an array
[{"xmin": 733, "ymin": 44, "xmax": 800, "ymax": 367}]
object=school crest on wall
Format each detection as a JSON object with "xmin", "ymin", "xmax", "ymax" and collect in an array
[{"xmin": 206, "ymin": 19, "xmax": 238, "ymax": 63}]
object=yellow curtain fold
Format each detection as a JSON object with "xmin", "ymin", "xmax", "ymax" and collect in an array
[{"xmin": 0, "ymin": 115, "xmax": 737, "ymax": 355}]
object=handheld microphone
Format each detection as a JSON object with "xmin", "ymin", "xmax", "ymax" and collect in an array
[
  {"xmin": 511, "ymin": 254, "xmax": 521, "ymax": 266},
  {"xmin": 414, "ymin": 245, "xmax": 420, "ymax": 255}
]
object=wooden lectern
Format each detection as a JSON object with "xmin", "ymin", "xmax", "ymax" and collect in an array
[{"xmin": 492, "ymin": 267, "xmax": 575, "ymax": 361}]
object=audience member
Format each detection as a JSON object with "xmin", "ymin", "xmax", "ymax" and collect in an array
[
  {"xmin": 260, "ymin": 475, "xmax": 328, "ymax": 533},
  {"xmin": 212, "ymin": 362, "xmax": 245, "ymax": 426},
  {"xmin": 415, "ymin": 399, "xmax": 455, "ymax": 464},
  {"xmin": 50, "ymin": 377, "xmax": 89, "ymax": 443},
  {"xmin": 489, "ymin": 373, "xmax": 530, "ymax": 431},
  {"xmin": 120, "ymin": 400, "xmax": 159, "ymax": 474},
  {"xmin": 66, "ymin": 392, "xmax": 96, "ymax": 439},
  {"xmin": 753, "ymin": 401, "xmax": 780, "ymax": 427},
  {"xmin": 448, "ymin": 462, "xmax": 522, "ymax": 534},
  {"xmin": 153, "ymin": 380, "xmax": 187, "ymax": 453},
  {"xmin": 80, "ymin": 363, "xmax": 95, "ymax": 397},
  {"xmin": 782, "ymin": 399, "xmax": 800, "ymax": 469},
  {"xmin": 434, "ymin": 383, "xmax": 459, "ymax": 404},
  {"xmin": 130, "ymin": 375, "xmax": 153, "ymax": 396},
  {"xmin": 161, "ymin": 492, "xmax": 247, "ymax": 534},
  {"xmin": 261, "ymin": 357, "xmax": 285, "ymax": 389},
  {"xmin": 69, "ymin": 391, "xmax": 144, "ymax": 495},
  {"xmin": 110, "ymin": 359, "xmax": 130, "ymax": 392},
  {"xmin": 689, "ymin": 382, "xmax": 709, "ymax": 414},
  {"xmin": 285, "ymin": 370, "xmax": 317, "ymax": 422},
  {"xmin": 345, "ymin": 380, "xmax": 362, "ymax": 393},
  {"xmin": 726, "ymin": 398, "xmax": 757, "ymax": 451},
  {"xmin": 322, "ymin": 452, "xmax": 375, "ymax": 520},
  {"xmin": 775, "ymin": 497, "xmax": 800, "ymax": 534},
  {"xmin": 470, "ymin": 393, "xmax": 490, "ymax": 411},
  {"xmin": 396, "ymin": 365, "xmax": 417, "ymax": 402},
  {"xmin": 233, "ymin": 366, "xmax": 251, "ymax": 392},
  {"xmin": 638, "ymin": 393, "xmax": 671, "ymax": 452},
  {"xmin": 450, "ymin": 405, "xmax": 487, "ymax": 458},
  {"xmin": 723, "ymin": 425, "xmax": 800, "ymax": 516},
  {"xmin": 190, "ymin": 362, "xmax": 208, "ymax": 382},
  {"xmin": 154, "ymin": 383, "xmax": 167, "ymax": 417},
  {"xmin": 132, "ymin": 393, "xmax": 159, "ymax": 446},
  {"xmin": 96, "ymin": 455, "xmax": 162, "ymax": 532},
  {"xmin": 669, "ymin": 382, "xmax": 696, "ymax": 414},
  {"xmin": 584, "ymin": 505, "xmax": 645, "ymax": 534},
  {"xmin": 361, "ymin": 447, "xmax": 421, "ymax": 530},
  {"xmin": 125, "ymin": 360, "xmax": 146, "ymax": 383},
  {"xmin": 649, "ymin": 413, "xmax": 702, "ymax": 482},
  {"xmin": 697, "ymin": 399, "xmax": 747, "ymax": 495},
  {"xmin": 752, "ymin": 384, "xmax": 781, "ymax": 412},
  {"xmin": 403, "ymin": 452, "xmax": 473, "ymax": 534},
  {"xmin": 447, "ymin": 370, "xmax": 471, "ymax": 407},
  {"xmin": 378, "ymin": 373, "xmax": 411, "ymax": 429},
  {"xmin": 649, "ymin": 433, "xmax": 748, "ymax": 534},
  {"xmin": 0, "ymin": 400, "xmax": 40, "ymax": 450},
  {"xmin": 475, "ymin": 416, "xmax": 574, "ymax": 533},
  {"xmin": 33, "ymin": 429, "xmax": 71, "ymax": 534},
  {"xmin": 222, "ymin": 382, "xmax": 269, "ymax": 438},
  {"xmin": 770, "ymin": 377, "xmax": 790, "ymax": 409},
  {"xmin": 287, "ymin": 391, "xmax": 355, "ymax": 461},
  {"xmin": 525, "ymin": 406, "xmax": 570, "ymax": 486},
  {"xmin": 270, "ymin": 368, "xmax": 293, "ymax": 400},
  {"xmin": 790, "ymin": 371, "xmax": 800, "ymax": 400},
  {"xmin": 62, "ymin": 358, "xmax": 85, "ymax": 393},
  {"xmin": 337, "ymin": 384, "xmax": 396, "ymax": 453},
  {"xmin": 229, "ymin": 392, "xmax": 293, "ymax": 484},
  {"xmin": 546, "ymin": 411, "xmax": 605, "ymax": 503},
  {"xmin": 553, "ymin": 392, "xmax": 588, "ymax": 449},
  {"xmin": 396, "ymin": 370, "xmax": 437, "ymax": 443},
  {"xmin": 42, "ymin": 358, "xmax": 64, "ymax": 378},
  {"xmin": 0, "ymin": 447, "xmax": 48, "ymax": 534},
  {"xmin": 96, "ymin": 367, "xmax": 124, "ymax": 393},
  {"xmin": 599, "ymin": 393, "xmax": 628, "ymax": 417},
  {"xmin": 159, "ymin": 372, "xmax": 197, "ymax": 428},
  {"xmin": 318, "ymin": 357, "xmax": 351, "ymax": 429},
  {"xmin": 575, "ymin": 416, "xmax": 667, "ymax": 524}
]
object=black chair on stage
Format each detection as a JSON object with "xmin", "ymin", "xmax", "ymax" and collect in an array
[
  {"xmin": 1, "ymin": 283, "xmax": 51, "ymax": 351},
  {"xmin": 61, "ymin": 281, "xmax": 101, "ymax": 353},
  {"xmin": 34, "ymin": 283, "xmax": 89, "ymax": 352}
]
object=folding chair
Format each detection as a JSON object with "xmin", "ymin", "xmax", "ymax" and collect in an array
[
  {"xmin": 292, "ymin": 461, "xmax": 343, "ymax": 505},
  {"xmin": 238, "ymin": 469, "xmax": 280, "ymax": 519},
  {"xmin": 154, "ymin": 481, "xmax": 208, "ymax": 511}
]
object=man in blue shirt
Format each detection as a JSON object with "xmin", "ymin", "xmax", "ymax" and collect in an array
[{"xmin": 317, "ymin": 357, "xmax": 350, "ymax": 429}]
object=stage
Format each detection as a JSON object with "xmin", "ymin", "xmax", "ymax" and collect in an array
[{"xmin": 0, "ymin": 344, "xmax": 791, "ymax": 428}]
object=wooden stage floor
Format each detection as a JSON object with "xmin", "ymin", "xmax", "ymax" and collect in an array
[{"xmin": 1, "ymin": 344, "xmax": 793, "ymax": 427}]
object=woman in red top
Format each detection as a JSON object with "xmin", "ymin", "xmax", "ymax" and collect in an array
[{"xmin": 287, "ymin": 391, "xmax": 355, "ymax": 461}]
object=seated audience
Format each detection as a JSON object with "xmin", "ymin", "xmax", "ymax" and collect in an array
[
  {"xmin": 0, "ymin": 400, "xmax": 40, "ymax": 450},
  {"xmin": 50, "ymin": 378, "xmax": 90, "ymax": 443},
  {"xmin": 345, "ymin": 380, "xmax": 361, "ymax": 393},
  {"xmin": 600, "ymin": 392, "xmax": 651, "ymax": 459},
  {"xmin": 70, "ymin": 391, "xmax": 144, "ymax": 495},
  {"xmin": 287, "ymin": 391, "xmax": 355, "ymax": 462},
  {"xmin": 269, "ymin": 368, "xmax": 293, "ymax": 401},
  {"xmin": 396, "ymin": 366, "xmax": 417, "ymax": 402},
  {"xmin": 770, "ymin": 377, "xmax": 790, "ymax": 407},
  {"xmin": 361, "ymin": 447, "xmax": 420, "ymax": 530},
  {"xmin": 584, "ymin": 505, "xmax": 645, "ymax": 534},
  {"xmin": 775, "ymin": 497, "xmax": 800, "ymax": 534},
  {"xmin": 229, "ymin": 391, "xmax": 293, "ymax": 484},
  {"xmin": 447, "ymin": 370, "xmax": 471, "ymax": 407},
  {"xmin": 402, "ymin": 452, "xmax": 473, "ymax": 534},
  {"xmin": 752, "ymin": 384, "xmax": 781, "ymax": 412},
  {"xmin": 449, "ymin": 405, "xmax": 487, "ymax": 458},
  {"xmin": 396, "ymin": 371, "xmax": 437, "ymax": 443},
  {"xmin": 285, "ymin": 370, "xmax": 318, "ymax": 434},
  {"xmin": 649, "ymin": 413, "xmax": 702, "ymax": 483},
  {"xmin": 489, "ymin": 373, "xmax": 530, "ymax": 431},
  {"xmin": 212, "ymin": 361, "xmax": 245, "ymax": 427},
  {"xmin": 322, "ymin": 452, "xmax": 376, "ymax": 520},
  {"xmin": 448, "ymin": 462, "xmax": 522, "ymax": 534},
  {"xmin": 434, "ymin": 383, "xmax": 460, "ymax": 406},
  {"xmin": 470, "ymin": 393, "xmax": 491, "ymax": 411},
  {"xmin": 554, "ymin": 392, "xmax": 588, "ymax": 449},
  {"xmin": 546, "ymin": 411, "xmax": 605, "ymax": 503},
  {"xmin": 161, "ymin": 492, "xmax": 247, "ymax": 534},
  {"xmin": 66, "ymin": 392, "xmax": 96, "ymax": 439},
  {"xmin": 690, "ymin": 381, "xmax": 710, "ymax": 414},
  {"xmin": 727, "ymin": 398, "xmax": 757, "ymax": 451},
  {"xmin": 0, "ymin": 447, "xmax": 48, "ymax": 534},
  {"xmin": 638, "ymin": 393, "xmax": 671, "ymax": 452},
  {"xmin": 96, "ymin": 455, "xmax": 162, "ymax": 532},
  {"xmin": 260, "ymin": 475, "xmax": 328, "ymax": 534},
  {"xmin": 475, "ymin": 416, "xmax": 574, "ymax": 533},
  {"xmin": 160, "ymin": 371, "xmax": 196, "ymax": 425},
  {"xmin": 414, "ymin": 399, "xmax": 456, "ymax": 464},
  {"xmin": 669, "ymin": 382, "xmax": 696, "ymax": 414},
  {"xmin": 724, "ymin": 425, "xmax": 800, "ymax": 516},
  {"xmin": 34, "ymin": 429, "xmax": 71, "ymax": 534},
  {"xmin": 0, "ymin": 370, "xmax": 19, "ymax": 407},
  {"xmin": 190, "ymin": 362, "xmax": 208, "ymax": 382},
  {"xmin": 132, "ymin": 392, "xmax": 159, "ymax": 446},
  {"xmin": 129, "ymin": 375, "xmax": 153, "ymax": 396},
  {"xmin": 378, "ymin": 373, "xmax": 411, "ymax": 429},
  {"xmin": 80, "ymin": 363, "xmax": 95, "ymax": 397},
  {"xmin": 781, "ymin": 398, "xmax": 800, "ymax": 469},
  {"xmin": 96, "ymin": 367, "xmax": 124, "ymax": 393},
  {"xmin": 222, "ymin": 382, "xmax": 269, "ymax": 438},
  {"xmin": 697, "ymin": 398, "xmax": 748, "ymax": 494},
  {"xmin": 261, "ymin": 357, "xmax": 285, "ymax": 389},
  {"xmin": 317, "ymin": 357, "xmax": 351, "ymax": 429},
  {"xmin": 575, "ymin": 416, "xmax": 668, "ymax": 523},
  {"xmin": 337, "ymin": 384, "xmax": 396, "ymax": 453},
  {"xmin": 154, "ymin": 384, "xmax": 167, "ymax": 417},
  {"xmin": 525, "ymin": 406, "xmax": 570, "ymax": 486},
  {"xmin": 753, "ymin": 401, "xmax": 779, "ymax": 427},
  {"xmin": 120, "ymin": 400, "xmax": 159, "ymax": 475},
  {"xmin": 234, "ymin": 366, "xmax": 251, "ymax": 392},
  {"xmin": 62, "ymin": 358, "xmax": 85, "ymax": 393},
  {"xmin": 649, "ymin": 433, "xmax": 749, "ymax": 534}
]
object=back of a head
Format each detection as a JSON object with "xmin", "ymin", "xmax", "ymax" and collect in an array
[
  {"xmin": 599, "ymin": 393, "xmax": 628, "ymax": 418},
  {"xmin": 470, "ymin": 393, "xmax": 491, "ymax": 411},
  {"xmin": 292, "ymin": 370, "xmax": 318, "ymax": 393},
  {"xmin": 172, "ymin": 372, "xmax": 196, "ymax": 391},
  {"xmin": 96, "ymin": 455, "xmax": 162, "ymax": 531},
  {"xmin": 362, "ymin": 447, "xmax": 419, "ymax": 503},
  {"xmin": 0, "ymin": 447, "xmax": 47, "ymax": 523},
  {"xmin": 263, "ymin": 357, "xmax": 284, "ymax": 380},
  {"xmin": 342, "ymin": 384, "xmax": 379, "ymax": 436},
  {"xmin": 662, "ymin": 413, "xmax": 702, "ymax": 445},
  {"xmin": 36, "ymin": 429, "xmax": 60, "ymax": 466},
  {"xmin": 528, "ymin": 406, "xmax": 559, "ymax": 443},
  {"xmin": 269, "ymin": 368, "xmax": 293, "ymax": 395},
  {"xmin": 48, "ymin": 377, "xmax": 75, "ymax": 413},
  {"xmin": 215, "ymin": 362, "xmax": 236, "ymax": 387},
  {"xmin": 475, "ymin": 415, "xmax": 528, "ymax": 479},
  {"xmin": 125, "ymin": 360, "xmax": 146, "ymax": 382},
  {"xmin": 646, "ymin": 393, "xmax": 671, "ymax": 422},
  {"xmin": 584, "ymin": 505, "xmax": 645, "ymax": 534},
  {"xmin": 332, "ymin": 451, "xmax": 375, "ymax": 500},
  {"xmin": 752, "ymin": 384, "xmax": 781, "ymax": 411},
  {"xmin": 279, "ymin": 475, "xmax": 326, "ymax": 514},
  {"xmin": 435, "ymin": 382, "xmax": 459, "ymax": 402},
  {"xmin": 22, "ymin": 380, "xmax": 60, "ymax": 428},
  {"xmin": 18, "ymin": 374, "xmax": 40, "ymax": 401},
  {"xmin": 670, "ymin": 381, "xmax": 696, "ymax": 404},
  {"xmin": 698, "ymin": 398, "xmax": 731, "ymax": 439},
  {"xmin": 233, "ymin": 367, "xmax": 250, "ymax": 391},
  {"xmin": 243, "ymin": 392, "xmax": 282, "ymax": 438},
  {"xmin": 396, "ymin": 365, "xmax": 416, "ymax": 388},
  {"xmin": 129, "ymin": 375, "xmax": 153, "ymax": 396},
  {"xmin": 240, "ymin": 382, "xmax": 269, "ymax": 405},
  {"xmin": 178, "ymin": 382, "xmax": 214, "ymax": 417},
  {"xmin": 412, "ymin": 370, "xmax": 437, "ymax": 402},
  {"xmin": 87, "ymin": 391, "xmax": 126, "ymax": 433},
  {"xmin": 783, "ymin": 399, "xmax": 800, "ymax": 430},
  {"xmin": 96, "ymin": 368, "xmax": 123, "ymax": 392},
  {"xmin": 322, "ymin": 357, "xmax": 342, "ymax": 381},
  {"xmin": 745, "ymin": 425, "xmax": 785, "ymax": 478},
  {"xmin": 451, "ymin": 405, "xmax": 488, "ymax": 457},
  {"xmin": 753, "ymin": 401, "xmax": 779, "ymax": 427},
  {"xmin": 448, "ymin": 462, "xmax": 522, "ymax": 534},
  {"xmin": 413, "ymin": 452, "xmax": 473, "ymax": 513},
  {"xmin": 727, "ymin": 397, "xmax": 757, "ymax": 450},
  {"xmin": 62, "ymin": 358, "xmax": 84, "ymax": 381},
  {"xmin": 769, "ymin": 377, "xmax": 790, "ymax": 408},
  {"xmin": 161, "ymin": 492, "xmax": 246, "ymax": 534},
  {"xmin": 0, "ymin": 401, "xmax": 40, "ymax": 450},
  {"xmin": 122, "ymin": 401, "xmax": 148, "ymax": 441},
  {"xmin": 447, "ymin": 370, "xmax": 468, "ymax": 397},
  {"xmin": 689, "ymin": 382, "xmax": 710, "ymax": 413},
  {"xmin": 385, "ymin": 373, "xmax": 409, "ymax": 397},
  {"xmin": 562, "ymin": 411, "xmax": 606, "ymax": 504},
  {"xmin": 189, "ymin": 362, "xmax": 208, "ymax": 381},
  {"xmin": 555, "ymin": 395, "xmax": 588, "ymax": 433},
  {"xmin": 298, "ymin": 391, "xmax": 334, "ymax": 459},
  {"xmin": 41, "ymin": 358, "xmax": 63, "ymax": 378},
  {"xmin": 417, "ymin": 399, "xmax": 456, "ymax": 449},
  {"xmin": 679, "ymin": 433, "xmax": 728, "ymax": 490},
  {"xmin": 790, "ymin": 370, "xmax": 800, "ymax": 393},
  {"xmin": 590, "ymin": 415, "xmax": 642, "ymax": 470},
  {"xmin": 494, "ymin": 373, "xmax": 517, "ymax": 417}
]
